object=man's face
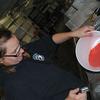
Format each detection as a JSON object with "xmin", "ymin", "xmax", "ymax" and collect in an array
[{"xmin": 1, "ymin": 35, "xmax": 25, "ymax": 66}]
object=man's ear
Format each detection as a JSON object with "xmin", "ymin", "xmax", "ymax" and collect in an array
[{"xmin": 0, "ymin": 58, "xmax": 4, "ymax": 64}]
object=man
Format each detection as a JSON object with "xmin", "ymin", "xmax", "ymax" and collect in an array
[{"xmin": 0, "ymin": 26, "xmax": 94, "ymax": 100}]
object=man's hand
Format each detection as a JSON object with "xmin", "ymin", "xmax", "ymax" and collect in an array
[
  {"xmin": 72, "ymin": 26, "xmax": 94, "ymax": 38},
  {"xmin": 65, "ymin": 88, "xmax": 87, "ymax": 100}
]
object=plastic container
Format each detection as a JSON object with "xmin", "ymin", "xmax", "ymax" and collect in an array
[{"xmin": 75, "ymin": 31, "xmax": 100, "ymax": 72}]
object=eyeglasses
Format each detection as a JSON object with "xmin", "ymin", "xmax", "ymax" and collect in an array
[{"xmin": 4, "ymin": 45, "xmax": 22, "ymax": 57}]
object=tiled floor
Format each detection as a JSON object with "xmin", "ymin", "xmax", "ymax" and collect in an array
[{"xmin": 86, "ymin": 71, "xmax": 100, "ymax": 100}]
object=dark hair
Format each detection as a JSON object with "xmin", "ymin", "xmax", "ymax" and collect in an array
[{"xmin": 0, "ymin": 28, "xmax": 12, "ymax": 58}]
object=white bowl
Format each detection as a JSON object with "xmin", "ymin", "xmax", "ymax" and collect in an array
[{"xmin": 75, "ymin": 31, "xmax": 100, "ymax": 72}]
